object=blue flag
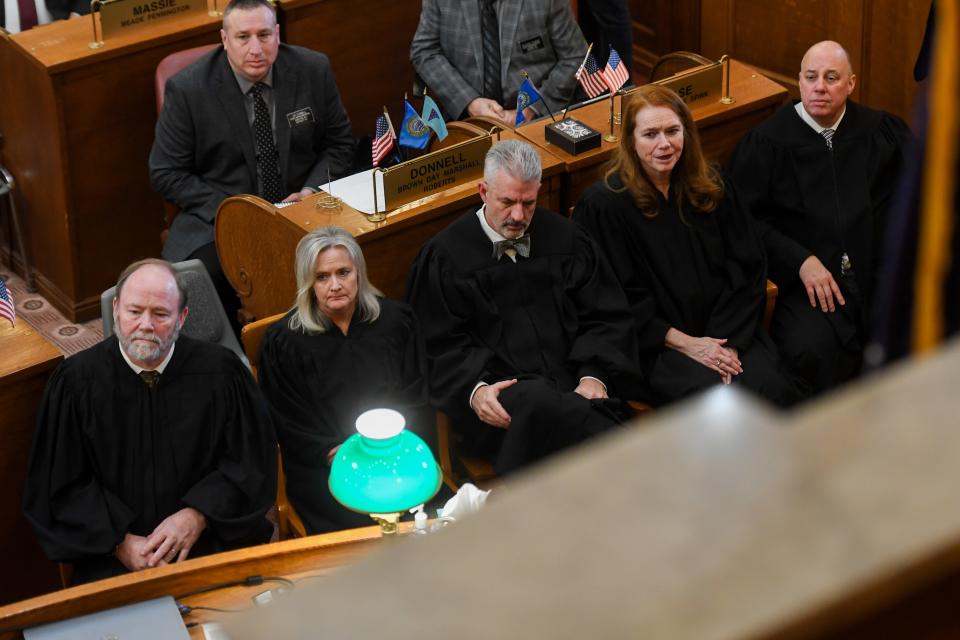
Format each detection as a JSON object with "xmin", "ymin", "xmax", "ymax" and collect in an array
[
  {"xmin": 514, "ymin": 77, "xmax": 543, "ymax": 126},
  {"xmin": 421, "ymin": 95, "xmax": 448, "ymax": 142},
  {"xmin": 399, "ymin": 100, "xmax": 431, "ymax": 149}
]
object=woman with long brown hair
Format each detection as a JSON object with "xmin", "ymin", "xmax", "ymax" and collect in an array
[{"xmin": 573, "ymin": 85, "xmax": 805, "ymax": 405}]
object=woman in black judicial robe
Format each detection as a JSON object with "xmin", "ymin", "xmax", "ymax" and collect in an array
[
  {"xmin": 258, "ymin": 226, "xmax": 434, "ymax": 534},
  {"xmin": 573, "ymin": 85, "xmax": 806, "ymax": 406}
]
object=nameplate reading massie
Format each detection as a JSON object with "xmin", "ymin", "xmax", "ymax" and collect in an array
[
  {"xmin": 97, "ymin": 0, "xmax": 208, "ymax": 40},
  {"xmin": 652, "ymin": 61, "xmax": 723, "ymax": 109},
  {"xmin": 380, "ymin": 136, "xmax": 491, "ymax": 211}
]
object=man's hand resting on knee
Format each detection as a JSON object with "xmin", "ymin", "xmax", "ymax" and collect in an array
[{"xmin": 470, "ymin": 379, "xmax": 518, "ymax": 428}]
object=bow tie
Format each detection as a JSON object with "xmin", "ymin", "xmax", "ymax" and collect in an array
[{"xmin": 492, "ymin": 235, "xmax": 531, "ymax": 260}]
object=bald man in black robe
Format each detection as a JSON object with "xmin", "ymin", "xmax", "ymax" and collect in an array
[
  {"xmin": 23, "ymin": 259, "xmax": 276, "ymax": 584},
  {"xmin": 406, "ymin": 141, "xmax": 640, "ymax": 474},
  {"xmin": 728, "ymin": 41, "xmax": 912, "ymax": 393}
]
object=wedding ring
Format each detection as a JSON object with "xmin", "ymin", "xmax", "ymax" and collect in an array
[{"xmin": 715, "ymin": 359, "xmax": 721, "ymax": 366}]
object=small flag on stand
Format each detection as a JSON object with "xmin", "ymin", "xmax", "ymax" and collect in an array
[
  {"xmin": 602, "ymin": 47, "xmax": 630, "ymax": 93},
  {"xmin": 0, "ymin": 278, "xmax": 15, "ymax": 328},
  {"xmin": 372, "ymin": 113, "xmax": 396, "ymax": 167},
  {"xmin": 421, "ymin": 95, "xmax": 448, "ymax": 142},
  {"xmin": 515, "ymin": 77, "xmax": 543, "ymax": 126},
  {"xmin": 399, "ymin": 100, "xmax": 432, "ymax": 150},
  {"xmin": 576, "ymin": 52, "xmax": 608, "ymax": 99}
]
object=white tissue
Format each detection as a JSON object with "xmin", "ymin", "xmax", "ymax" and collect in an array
[{"xmin": 439, "ymin": 483, "xmax": 490, "ymax": 523}]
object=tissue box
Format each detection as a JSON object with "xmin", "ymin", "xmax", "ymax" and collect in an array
[{"xmin": 544, "ymin": 118, "xmax": 602, "ymax": 155}]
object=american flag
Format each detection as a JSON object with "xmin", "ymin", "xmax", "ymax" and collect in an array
[
  {"xmin": 576, "ymin": 52, "xmax": 608, "ymax": 99},
  {"xmin": 0, "ymin": 277, "xmax": 14, "ymax": 328},
  {"xmin": 602, "ymin": 47, "xmax": 630, "ymax": 93},
  {"xmin": 372, "ymin": 114, "xmax": 396, "ymax": 167}
]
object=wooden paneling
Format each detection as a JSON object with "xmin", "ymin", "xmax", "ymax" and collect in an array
[
  {"xmin": 0, "ymin": 322, "xmax": 63, "ymax": 605},
  {"xmin": 700, "ymin": 0, "xmax": 930, "ymax": 122},
  {"xmin": 629, "ymin": 0, "xmax": 702, "ymax": 80}
]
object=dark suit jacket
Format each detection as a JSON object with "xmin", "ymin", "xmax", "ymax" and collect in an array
[
  {"xmin": 149, "ymin": 44, "xmax": 354, "ymax": 261},
  {"xmin": 410, "ymin": 0, "xmax": 587, "ymax": 120}
]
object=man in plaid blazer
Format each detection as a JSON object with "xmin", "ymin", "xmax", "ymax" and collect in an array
[{"xmin": 410, "ymin": 0, "xmax": 587, "ymax": 127}]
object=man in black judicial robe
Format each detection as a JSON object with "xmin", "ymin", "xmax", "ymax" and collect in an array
[
  {"xmin": 406, "ymin": 140, "xmax": 640, "ymax": 474},
  {"xmin": 23, "ymin": 260, "xmax": 277, "ymax": 584},
  {"xmin": 728, "ymin": 40, "xmax": 913, "ymax": 393}
]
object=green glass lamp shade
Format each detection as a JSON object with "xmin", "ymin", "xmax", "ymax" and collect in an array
[{"xmin": 329, "ymin": 408, "xmax": 441, "ymax": 514}]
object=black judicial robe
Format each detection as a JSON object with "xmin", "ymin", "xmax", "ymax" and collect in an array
[
  {"xmin": 575, "ymin": 176, "xmax": 805, "ymax": 406},
  {"xmin": 258, "ymin": 300, "xmax": 434, "ymax": 534},
  {"xmin": 23, "ymin": 336, "xmax": 277, "ymax": 584},
  {"xmin": 406, "ymin": 207, "xmax": 641, "ymax": 473},
  {"xmin": 728, "ymin": 101, "xmax": 912, "ymax": 389}
]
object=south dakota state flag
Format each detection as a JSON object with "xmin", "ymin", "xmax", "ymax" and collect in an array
[
  {"xmin": 514, "ymin": 77, "xmax": 543, "ymax": 126},
  {"xmin": 399, "ymin": 100, "xmax": 431, "ymax": 150}
]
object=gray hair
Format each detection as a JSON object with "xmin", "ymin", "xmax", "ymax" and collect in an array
[
  {"xmin": 483, "ymin": 139, "xmax": 542, "ymax": 186},
  {"xmin": 289, "ymin": 226, "xmax": 382, "ymax": 334},
  {"xmin": 115, "ymin": 258, "xmax": 188, "ymax": 312}
]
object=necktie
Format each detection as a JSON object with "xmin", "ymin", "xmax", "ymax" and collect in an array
[
  {"xmin": 492, "ymin": 235, "xmax": 531, "ymax": 260},
  {"xmin": 821, "ymin": 128, "xmax": 835, "ymax": 150},
  {"xmin": 17, "ymin": 0, "xmax": 38, "ymax": 31},
  {"xmin": 250, "ymin": 83, "xmax": 284, "ymax": 203},
  {"xmin": 480, "ymin": 0, "xmax": 503, "ymax": 105},
  {"xmin": 139, "ymin": 370, "xmax": 160, "ymax": 388}
]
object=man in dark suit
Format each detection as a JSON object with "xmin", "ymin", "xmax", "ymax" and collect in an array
[
  {"xmin": 149, "ymin": 0, "xmax": 354, "ymax": 324},
  {"xmin": 410, "ymin": 0, "xmax": 587, "ymax": 128}
]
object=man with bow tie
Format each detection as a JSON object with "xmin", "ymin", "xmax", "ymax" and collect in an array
[{"xmin": 407, "ymin": 140, "xmax": 640, "ymax": 474}]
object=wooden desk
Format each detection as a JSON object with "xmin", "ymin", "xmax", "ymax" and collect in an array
[
  {"xmin": 516, "ymin": 59, "xmax": 787, "ymax": 211},
  {"xmin": 0, "ymin": 16, "xmax": 223, "ymax": 322},
  {"xmin": 0, "ymin": 321, "xmax": 63, "ymax": 605},
  {"xmin": 0, "ymin": 524, "xmax": 404, "ymax": 638},
  {"xmin": 215, "ymin": 133, "xmax": 565, "ymax": 321}
]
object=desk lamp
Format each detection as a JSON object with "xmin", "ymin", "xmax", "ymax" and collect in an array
[{"xmin": 329, "ymin": 408, "xmax": 441, "ymax": 536}]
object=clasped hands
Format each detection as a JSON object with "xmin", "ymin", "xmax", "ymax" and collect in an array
[
  {"xmin": 666, "ymin": 328, "xmax": 742, "ymax": 384},
  {"xmin": 467, "ymin": 97, "xmax": 536, "ymax": 129},
  {"xmin": 470, "ymin": 377, "xmax": 607, "ymax": 428},
  {"xmin": 115, "ymin": 507, "xmax": 207, "ymax": 571}
]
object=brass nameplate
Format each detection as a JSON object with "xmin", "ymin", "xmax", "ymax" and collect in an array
[
  {"xmin": 98, "ymin": 0, "xmax": 208, "ymax": 39},
  {"xmin": 652, "ymin": 62, "xmax": 723, "ymax": 109},
  {"xmin": 381, "ymin": 136, "xmax": 491, "ymax": 211}
]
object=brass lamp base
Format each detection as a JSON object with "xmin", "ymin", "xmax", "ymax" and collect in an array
[{"xmin": 369, "ymin": 512, "xmax": 401, "ymax": 536}]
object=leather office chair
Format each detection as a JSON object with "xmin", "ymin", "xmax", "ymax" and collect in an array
[
  {"xmin": 155, "ymin": 44, "xmax": 218, "ymax": 114},
  {"xmin": 240, "ymin": 312, "xmax": 308, "ymax": 540},
  {"xmin": 101, "ymin": 258, "xmax": 250, "ymax": 371},
  {"xmin": 154, "ymin": 44, "xmax": 219, "ymax": 235}
]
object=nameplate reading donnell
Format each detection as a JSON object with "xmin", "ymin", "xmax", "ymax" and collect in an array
[
  {"xmin": 98, "ymin": 0, "xmax": 208, "ymax": 40},
  {"xmin": 381, "ymin": 136, "xmax": 491, "ymax": 211}
]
